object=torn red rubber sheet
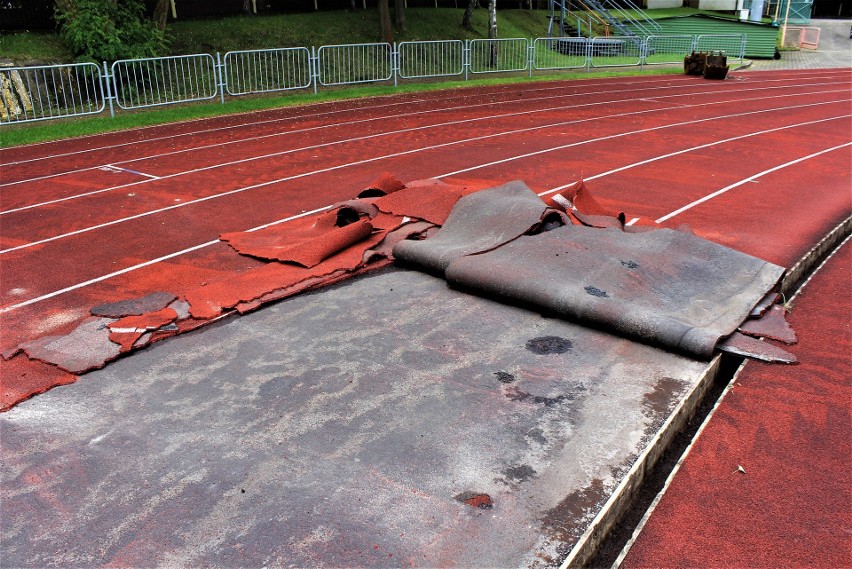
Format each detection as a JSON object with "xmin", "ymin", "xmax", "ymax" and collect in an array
[
  {"xmin": 1, "ymin": 175, "xmax": 446, "ymax": 410},
  {"xmin": 222, "ymin": 214, "xmax": 375, "ymax": 268}
]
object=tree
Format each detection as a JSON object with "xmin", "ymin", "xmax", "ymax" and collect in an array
[
  {"xmin": 461, "ymin": 0, "xmax": 477, "ymax": 31},
  {"xmin": 153, "ymin": 0, "xmax": 169, "ymax": 31},
  {"xmin": 378, "ymin": 0, "xmax": 393, "ymax": 43},
  {"xmin": 394, "ymin": 0, "xmax": 406, "ymax": 31},
  {"xmin": 54, "ymin": 0, "xmax": 165, "ymax": 63},
  {"xmin": 488, "ymin": 0, "xmax": 497, "ymax": 66}
]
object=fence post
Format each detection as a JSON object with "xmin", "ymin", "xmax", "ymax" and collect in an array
[
  {"xmin": 640, "ymin": 37, "xmax": 646, "ymax": 70},
  {"xmin": 102, "ymin": 61, "xmax": 115, "ymax": 118},
  {"xmin": 740, "ymin": 34, "xmax": 747, "ymax": 64},
  {"xmin": 527, "ymin": 39, "xmax": 534, "ymax": 77},
  {"xmin": 311, "ymin": 46, "xmax": 319, "ymax": 94},
  {"xmin": 691, "ymin": 35, "xmax": 698, "ymax": 53},
  {"xmin": 216, "ymin": 52, "xmax": 225, "ymax": 104},
  {"xmin": 463, "ymin": 40, "xmax": 470, "ymax": 81},
  {"xmin": 393, "ymin": 42, "xmax": 399, "ymax": 87}
]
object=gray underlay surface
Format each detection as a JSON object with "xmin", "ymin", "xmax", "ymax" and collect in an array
[{"xmin": 1, "ymin": 269, "xmax": 709, "ymax": 568}]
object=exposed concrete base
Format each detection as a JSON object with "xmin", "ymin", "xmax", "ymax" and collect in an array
[{"xmin": 1, "ymin": 269, "xmax": 710, "ymax": 567}]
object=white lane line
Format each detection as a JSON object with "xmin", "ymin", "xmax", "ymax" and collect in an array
[
  {"xmin": 3, "ymin": 97, "xmax": 848, "ymax": 256},
  {"xmin": 538, "ymin": 113, "xmax": 852, "ymax": 196},
  {"xmin": 655, "ymin": 142, "xmax": 852, "ymax": 223},
  {"xmin": 3, "ymin": 87, "xmax": 848, "ymax": 218},
  {"xmin": 0, "ymin": 206, "xmax": 333, "ymax": 314},
  {"xmin": 5, "ymin": 69, "xmax": 847, "ymax": 167},
  {"xmin": 2, "ymin": 118, "xmax": 847, "ymax": 313},
  {"xmin": 2, "ymin": 75, "xmax": 847, "ymax": 186},
  {"xmin": 433, "ymin": 99, "xmax": 850, "ymax": 180},
  {"xmin": 1, "ymin": 75, "xmax": 690, "ymax": 168}
]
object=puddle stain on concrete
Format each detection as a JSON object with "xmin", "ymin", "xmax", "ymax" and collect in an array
[{"xmin": 525, "ymin": 336, "xmax": 573, "ymax": 355}]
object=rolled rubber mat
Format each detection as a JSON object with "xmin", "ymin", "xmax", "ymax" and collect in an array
[
  {"xmin": 397, "ymin": 182, "xmax": 785, "ymax": 360},
  {"xmin": 445, "ymin": 225, "xmax": 784, "ymax": 359},
  {"xmin": 393, "ymin": 180, "xmax": 563, "ymax": 274}
]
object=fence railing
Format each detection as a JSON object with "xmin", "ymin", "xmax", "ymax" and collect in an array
[
  {"xmin": 1, "ymin": 34, "xmax": 746, "ymax": 125},
  {"xmin": 1, "ymin": 62, "xmax": 104, "ymax": 124},
  {"xmin": 223, "ymin": 47, "xmax": 312, "ymax": 96}
]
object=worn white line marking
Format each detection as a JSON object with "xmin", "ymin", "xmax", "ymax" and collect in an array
[
  {"xmin": 3, "ymin": 98, "xmax": 848, "ymax": 255},
  {"xmin": 2, "ymin": 76, "xmax": 847, "ymax": 188},
  {"xmin": 655, "ymin": 142, "xmax": 852, "ymax": 223},
  {"xmin": 7, "ymin": 72, "xmax": 843, "ymax": 168},
  {"xmin": 0, "ymin": 206, "xmax": 332, "ymax": 314},
  {"xmin": 538, "ymin": 113, "xmax": 852, "ymax": 196}
]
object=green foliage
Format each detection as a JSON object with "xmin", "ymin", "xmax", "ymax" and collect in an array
[{"xmin": 54, "ymin": 0, "xmax": 166, "ymax": 63}]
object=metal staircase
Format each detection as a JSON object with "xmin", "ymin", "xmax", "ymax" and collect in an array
[{"xmin": 548, "ymin": 0, "xmax": 662, "ymax": 42}]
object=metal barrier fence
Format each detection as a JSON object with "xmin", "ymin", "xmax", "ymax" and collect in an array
[
  {"xmin": 316, "ymin": 43, "xmax": 393, "ymax": 87},
  {"xmin": 590, "ymin": 37, "xmax": 643, "ymax": 68},
  {"xmin": 468, "ymin": 38, "xmax": 530, "ymax": 74},
  {"xmin": 1, "ymin": 34, "xmax": 747, "ymax": 125},
  {"xmin": 223, "ymin": 47, "xmax": 312, "ymax": 96},
  {"xmin": 644, "ymin": 35, "xmax": 696, "ymax": 66},
  {"xmin": 532, "ymin": 37, "xmax": 588, "ymax": 71},
  {"xmin": 397, "ymin": 40, "xmax": 464, "ymax": 79},
  {"xmin": 1, "ymin": 62, "xmax": 104, "ymax": 124},
  {"xmin": 110, "ymin": 54, "xmax": 218, "ymax": 110}
]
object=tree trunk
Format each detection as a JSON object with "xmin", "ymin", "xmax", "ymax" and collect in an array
[
  {"xmin": 153, "ymin": 0, "xmax": 169, "ymax": 31},
  {"xmin": 461, "ymin": 0, "xmax": 477, "ymax": 30},
  {"xmin": 394, "ymin": 0, "xmax": 407, "ymax": 31},
  {"xmin": 378, "ymin": 0, "xmax": 394, "ymax": 44},
  {"xmin": 488, "ymin": 0, "xmax": 497, "ymax": 66}
]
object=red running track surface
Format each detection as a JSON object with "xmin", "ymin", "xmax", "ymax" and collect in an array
[
  {"xmin": 622, "ymin": 238, "xmax": 852, "ymax": 569},
  {"xmin": 1, "ymin": 69, "xmax": 851, "ymax": 408}
]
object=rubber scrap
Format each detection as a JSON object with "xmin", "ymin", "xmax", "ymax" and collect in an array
[
  {"xmin": 0, "ymin": 355, "xmax": 77, "ymax": 411},
  {"xmin": 739, "ymin": 304, "xmax": 797, "ymax": 345},
  {"xmin": 357, "ymin": 172, "xmax": 406, "ymax": 198},
  {"xmin": 717, "ymin": 332, "xmax": 798, "ymax": 364},
  {"xmin": 19, "ymin": 317, "xmax": 122, "ymax": 374},
  {"xmin": 90, "ymin": 291, "xmax": 177, "ymax": 317},
  {"xmin": 221, "ymin": 214, "xmax": 374, "ymax": 268},
  {"xmin": 374, "ymin": 179, "xmax": 475, "ymax": 226},
  {"xmin": 107, "ymin": 308, "xmax": 179, "ymax": 352},
  {"xmin": 393, "ymin": 180, "xmax": 561, "ymax": 275},
  {"xmin": 442, "ymin": 224, "xmax": 785, "ymax": 360},
  {"xmin": 186, "ymin": 230, "xmax": 388, "ymax": 319}
]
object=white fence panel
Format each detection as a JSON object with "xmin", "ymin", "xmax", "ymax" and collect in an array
[
  {"xmin": 533, "ymin": 37, "xmax": 589, "ymax": 70},
  {"xmin": 469, "ymin": 38, "xmax": 530, "ymax": 74},
  {"xmin": 398, "ymin": 40, "xmax": 464, "ymax": 79},
  {"xmin": 317, "ymin": 43, "xmax": 393, "ymax": 86},
  {"xmin": 1, "ymin": 62, "xmax": 104, "ymax": 124},
  {"xmin": 111, "ymin": 54, "xmax": 218, "ymax": 110},
  {"xmin": 223, "ymin": 48, "xmax": 312, "ymax": 95}
]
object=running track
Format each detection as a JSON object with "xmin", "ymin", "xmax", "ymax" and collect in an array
[{"xmin": 1, "ymin": 69, "xmax": 851, "ymax": 407}]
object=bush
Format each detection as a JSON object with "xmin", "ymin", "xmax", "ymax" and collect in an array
[{"xmin": 55, "ymin": 0, "xmax": 166, "ymax": 63}]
